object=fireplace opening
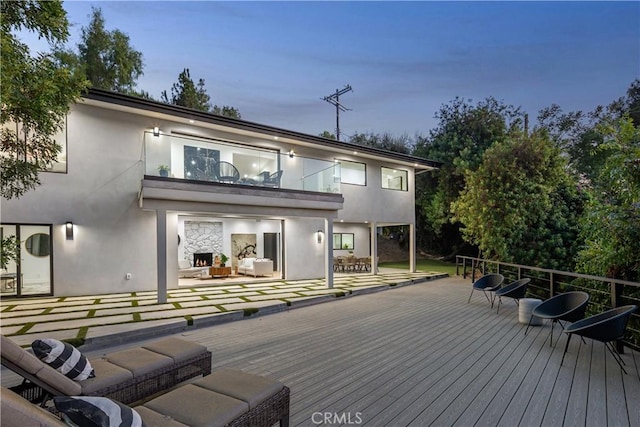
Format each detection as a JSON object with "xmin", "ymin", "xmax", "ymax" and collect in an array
[{"xmin": 193, "ymin": 252, "xmax": 213, "ymax": 267}]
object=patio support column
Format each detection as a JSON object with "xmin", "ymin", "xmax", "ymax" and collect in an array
[
  {"xmin": 156, "ymin": 209, "xmax": 168, "ymax": 304},
  {"xmin": 370, "ymin": 222, "xmax": 378, "ymax": 275},
  {"xmin": 325, "ymin": 218, "xmax": 334, "ymax": 289},
  {"xmin": 409, "ymin": 223, "xmax": 416, "ymax": 273}
]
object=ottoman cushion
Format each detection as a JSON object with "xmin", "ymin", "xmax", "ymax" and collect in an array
[
  {"xmin": 142, "ymin": 337, "xmax": 208, "ymax": 363},
  {"xmin": 194, "ymin": 368, "xmax": 284, "ymax": 409},
  {"xmin": 80, "ymin": 359, "xmax": 133, "ymax": 394},
  {"xmin": 134, "ymin": 407, "xmax": 190, "ymax": 427},
  {"xmin": 106, "ymin": 348, "xmax": 173, "ymax": 376},
  {"xmin": 143, "ymin": 384, "xmax": 248, "ymax": 427}
]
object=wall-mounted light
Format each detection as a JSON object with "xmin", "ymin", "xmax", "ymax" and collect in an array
[
  {"xmin": 288, "ymin": 150, "xmax": 295, "ymax": 158},
  {"xmin": 66, "ymin": 222, "xmax": 74, "ymax": 240},
  {"xmin": 153, "ymin": 126, "xmax": 160, "ymax": 137},
  {"xmin": 317, "ymin": 230, "xmax": 323, "ymax": 244}
]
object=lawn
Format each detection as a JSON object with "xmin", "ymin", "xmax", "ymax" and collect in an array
[{"xmin": 379, "ymin": 258, "xmax": 458, "ymax": 276}]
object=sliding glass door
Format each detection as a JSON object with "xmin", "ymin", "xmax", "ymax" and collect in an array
[{"xmin": 0, "ymin": 224, "xmax": 53, "ymax": 297}]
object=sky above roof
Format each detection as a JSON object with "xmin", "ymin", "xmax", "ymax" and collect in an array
[{"xmin": 23, "ymin": 1, "xmax": 640, "ymax": 139}]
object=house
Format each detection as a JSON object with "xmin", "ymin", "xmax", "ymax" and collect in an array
[{"xmin": 0, "ymin": 89, "xmax": 440, "ymax": 301}]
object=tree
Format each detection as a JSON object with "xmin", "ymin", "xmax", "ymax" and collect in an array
[
  {"xmin": 413, "ymin": 97, "xmax": 523, "ymax": 257},
  {"xmin": 576, "ymin": 117, "xmax": 640, "ymax": 280},
  {"xmin": 161, "ymin": 68, "xmax": 241, "ymax": 118},
  {"xmin": 319, "ymin": 131, "xmax": 336, "ymax": 140},
  {"xmin": 71, "ymin": 7, "xmax": 144, "ymax": 93},
  {"xmin": 451, "ymin": 130, "xmax": 584, "ymax": 269},
  {"xmin": 1, "ymin": 0, "xmax": 88, "ymax": 199},
  {"xmin": 348, "ymin": 132, "xmax": 413, "ymax": 154},
  {"xmin": 161, "ymin": 68, "xmax": 211, "ymax": 111}
]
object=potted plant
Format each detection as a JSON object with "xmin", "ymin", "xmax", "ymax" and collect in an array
[
  {"xmin": 220, "ymin": 253, "xmax": 229, "ymax": 267},
  {"xmin": 158, "ymin": 165, "xmax": 170, "ymax": 177}
]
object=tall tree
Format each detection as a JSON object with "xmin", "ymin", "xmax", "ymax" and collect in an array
[
  {"xmin": 413, "ymin": 97, "xmax": 523, "ymax": 257},
  {"xmin": 161, "ymin": 68, "xmax": 211, "ymax": 111},
  {"xmin": 576, "ymin": 117, "xmax": 640, "ymax": 280},
  {"xmin": 451, "ymin": 130, "xmax": 584, "ymax": 269},
  {"xmin": 69, "ymin": 7, "xmax": 143, "ymax": 94},
  {"xmin": 1, "ymin": 0, "xmax": 88, "ymax": 199}
]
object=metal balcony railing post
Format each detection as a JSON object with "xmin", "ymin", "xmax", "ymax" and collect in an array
[{"xmin": 611, "ymin": 281, "xmax": 625, "ymax": 353}]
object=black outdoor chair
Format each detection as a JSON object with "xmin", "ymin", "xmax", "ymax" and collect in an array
[
  {"xmin": 525, "ymin": 291, "xmax": 590, "ymax": 346},
  {"xmin": 561, "ymin": 305, "xmax": 637, "ymax": 374},
  {"xmin": 494, "ymin": 278, "xmax": 530, "ymax": 314},
  {"xmin": 214, "ymin": 161, "xmax": 240, "ymax": 183},
  {"xmin": 467, "ymin": 273, "xmax": 504, "ymax": 308}
]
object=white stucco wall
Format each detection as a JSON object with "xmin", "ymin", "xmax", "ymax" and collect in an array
[
  {"xmin": 283, "ymin": 218, "xmax": 326, "ymax": 280},
  {"xmin": 1, "ymin": 103, "xmax": 158, "ymax": 295}
]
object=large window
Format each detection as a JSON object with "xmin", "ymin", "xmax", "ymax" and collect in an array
[
  {"xmin": 338, "ymin": 160, "xmax": 366, "ymax": 186},
  {"xmin": 333, "ymin": 233, "xmax": 354, "ymax": 250},
  {"xmin": 381, "ymin": 167, "xmax": 408, "ymax": 191}
]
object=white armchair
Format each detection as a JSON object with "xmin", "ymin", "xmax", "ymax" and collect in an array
[{"xmin": 237, "ymin": 258, "xmax": 274, "ymax": 277}]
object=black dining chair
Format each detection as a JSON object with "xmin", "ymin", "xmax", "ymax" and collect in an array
[
  {"xmin": 525, "ymin": 291, "xmax": 590, "ymax": 346},
  {"xmin": 467, "ymin": 273, "xmax": 504, "ymax": 308},
  {"xmin": 561, "ymin": 305, "xmax": 637, "ymax": 374},
  {"xmin": 494, "ymin": 278, "xmax": 530, "ymax": 314}
]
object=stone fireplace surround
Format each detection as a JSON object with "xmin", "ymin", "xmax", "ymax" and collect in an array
[{"xmin": 183, "ymin": 221, "xmax": 222, "ymax": 266}]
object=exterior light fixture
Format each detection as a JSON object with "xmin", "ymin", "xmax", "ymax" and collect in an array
[
  {"xmin": 66, "ymin": 222, "xmax": 74, "ymax": 240},
  {"xmin": 288, "ymin": 150, "xmax": 295, "ymax": 158},
  {"xmin": 153, "ymin": 126, "xmax": 160, "ymax": 137},
  {"xmin": 317, "ymin": 230, "xmax": 323, "ymax": 244}
]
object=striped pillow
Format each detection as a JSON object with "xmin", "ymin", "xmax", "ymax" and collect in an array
[
  {"xmin": 31, "ymin": 338, "xmax": 95, "ymax": 381},
  {"xmin": 54, "ymin": 396, "xmax": 144, "ymax": 427}
]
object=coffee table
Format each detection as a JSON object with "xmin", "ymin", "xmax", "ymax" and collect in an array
[{"xmin": 209, "ymin": 266, "xmax": 232, "ymax": 278}]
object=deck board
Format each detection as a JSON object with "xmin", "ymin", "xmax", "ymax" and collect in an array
[{"xmin": 4, "ymin": 276, "xmax": 638, "ymax": 426}]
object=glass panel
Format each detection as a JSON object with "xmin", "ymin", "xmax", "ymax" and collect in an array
[
  {"xmin": 381, "ymin": 167, "xmax": 408, "ymax": 191},
  {"xmin": 339, "ymin": 160, "xmax": 366, "ymax": 185},
  {"xmin": 1, "ymin": 225, "xmax": 18, "ymax": 296},
  {"xmin": 143, "ymin": 132, "xmax": 341, "ymax": 193},
  {"xmin": 332, "ymin": 233, "xmax": 354, "ymax": 250},
  {"xmin": 20, "ymin": 225, "xmax": 51, "ymax": 295}
]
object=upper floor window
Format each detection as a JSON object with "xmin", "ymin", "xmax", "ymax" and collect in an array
[
  {"xmin": 337, "ymin": 159, "xmax": 366, "ymax": 186},
  {"xmin": 381, "ymin": 167, "xmax": 408, "ymax": 191}
]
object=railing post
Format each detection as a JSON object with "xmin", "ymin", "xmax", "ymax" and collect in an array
[
  {"xmin": 611, "ymin": 281, "xmax": 624, "ymax": 353},
  {"xmin": 497, "ymin": 263, "xmax": 501, "ymax": 276},
  {"xmin": 517, "ymin": 267, "xmax": 521, "ymax": 280},
  {"xmin": 456, "ymin": 256, "xmax": 460, "ymax": 277},
  {"xmin": 550, "ymin": 272, "xmax": 556, "ymax": 297}
]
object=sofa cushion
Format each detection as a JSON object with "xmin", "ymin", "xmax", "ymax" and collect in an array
[
  {"xmin": 32, "ymin": 339, "xmax": 95, "ymax": 381},
  {"xmin": 143, "ymin": 384, "xmax": 248, "ymax": 427},
  {"xmin": 106, "ymin": 348, "xmax": 173, "ymax": 377},
  {"xmin": 1, "ymin": 335, "xmax": 44, "ymax": 375},
  {"xmin": 1, "ymin": 386, "xmax": 66, "ymax": 427},
  {"xmin": 240, "ymin": 258, "xmax": 255, "ymax": 267},
  {"xmin": 54, "ymin": 396, "xmax": 144, "ymax": 427},
  {"xmin": 194, "ymin": 368, "xmax": 283, "ymax": 409},
  {"xmin": 142, "ymin": 337, "xmax": 208, "ymax": 363},
  {"xmin": 80, "ymin": 359, "xmax": 134, "ymax": 395},
  {"xmin": 134, "ymin": 407, "xmax": 190, "ymax": 427}
]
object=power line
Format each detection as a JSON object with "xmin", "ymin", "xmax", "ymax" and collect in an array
[{"xmin": 322, "ymin": 84, "xmax": 353, "ymax": 141}]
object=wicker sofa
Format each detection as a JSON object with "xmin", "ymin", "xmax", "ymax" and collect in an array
[
  {"xmin": 3, "ymin": 368, "xmax": 290, "ymax": 427},
  {"xmin": 0, "ymin": 335, "xmax": 212, "ymax": 405}
]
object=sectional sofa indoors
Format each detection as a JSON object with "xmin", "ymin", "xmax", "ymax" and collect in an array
[{"xmin": 237, "ymin": 258, "xmax": 274, "ymax": 277}]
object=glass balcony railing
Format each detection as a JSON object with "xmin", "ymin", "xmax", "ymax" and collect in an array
[{"xmin": 143, "ymin": 131, "xmax": 341, "ymax": 194}]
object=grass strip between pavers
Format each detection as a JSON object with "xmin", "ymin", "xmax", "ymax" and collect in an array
[
  {"xmin": 185, "ymin": 315, "xmax": 193, "ymax": 326},
  {"xmin": 213, "ymin": 305, "xmax": 227, "ymax": 312},
  {"xmin": 93, "ymin": 299, "xmax": 101, "ymax": 304},
  {"xmin": 133, "ymin": 313, "xmax": 142, "ymax": 322},
  {"xmin": 131, "ymin": 300, "xmax": 139, "ymax": 307},
  {"xmin": 41, "ymin": 307, "xmax": 53, "ymax": 315},
  {"xmin": 15, "ymin": 323, "xmax": 35, "ymax": 335},
  {"xmin": 172, "ymin": 302, "xmax": 181, "ymax": 309},
  {"xmin": 87, "ymin": 309, "xmax": 96, "ymax": 318},
  {"xmin": 1, "ymin": 305, "xmax": 16, "ymax": 312}
]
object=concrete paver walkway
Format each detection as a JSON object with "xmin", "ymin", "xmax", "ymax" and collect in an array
[{"xmin": 0, "ymin": 270, "xmax": 447, "ymax": 348}]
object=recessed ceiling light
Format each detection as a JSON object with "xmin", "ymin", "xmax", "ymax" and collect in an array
[
  {"xmin": 353, "ymin": 151, "xmax": 358, "ymax": 155},
  {"xmin": 274, "ymin": 136, "xmax": 279, "ymax": 140},
  {"xmin": 189, "ymin": 119, "xmax": 194, "ymax": 123}
]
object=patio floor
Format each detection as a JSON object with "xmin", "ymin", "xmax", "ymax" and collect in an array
[{"xmin": 3, "ymin": 276, "xmax": 639, "ymax": 426}]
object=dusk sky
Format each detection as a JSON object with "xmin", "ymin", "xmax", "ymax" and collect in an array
[{"xmin": 24, "ymin": 1, "xmax": 640, "ymax": 138}]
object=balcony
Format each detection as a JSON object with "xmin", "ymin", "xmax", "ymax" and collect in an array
[{"xmin": 143, "ymin": 131, "xmax": 341, "ymax": 193}]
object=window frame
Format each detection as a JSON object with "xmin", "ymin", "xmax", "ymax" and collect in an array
[
  {"xmin": 381, "ymin": 167, "xmax": 408, "ymax": 191},
  {"xmin": 333, "ymin": 233, "xmax": 355, "ymax": 250},
  {"xmin": 336, "ymin": 159, "xmax": 366, "ymax": 186}
]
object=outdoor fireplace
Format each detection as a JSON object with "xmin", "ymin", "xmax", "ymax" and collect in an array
[{"xmin": 193, "ymin": 252, "xmax": 213, "ymax": 267}]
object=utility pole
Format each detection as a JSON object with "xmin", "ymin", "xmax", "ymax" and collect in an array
[{"xmin": 322, "ymin": 85, "xmax": 352, "ymax": 141}]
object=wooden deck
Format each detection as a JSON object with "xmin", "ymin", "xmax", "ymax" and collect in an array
[{"xmin": 8, "ymin": 276, "xmax": 640, "ymax": 426}]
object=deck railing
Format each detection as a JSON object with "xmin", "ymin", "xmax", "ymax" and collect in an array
[{"xmin": 456, "ymin": 255, "xmax": 640, "ymax": 350}]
